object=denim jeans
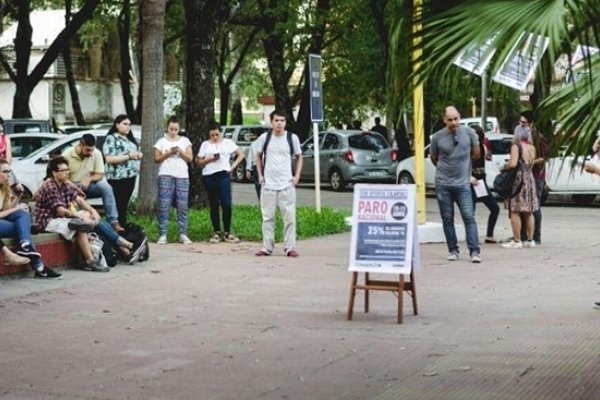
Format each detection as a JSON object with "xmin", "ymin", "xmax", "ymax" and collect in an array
[
  {"xmin": 0, "ymin": 209, "xmax": 42, "ymax": 269},
  {"xmin": 521, "ymin": 178, "xmax": 543, "ymax": 242},
  {"xmin": 93, "ymin": 220, "xmax": 122, "ymax": 246},
  {"xmin": 85, "ymin": 178, "xmax": 118, "ymax": 224},
  {"xmin": 436, "ymin": 184, "xmax": 480, "ymax": 255}
]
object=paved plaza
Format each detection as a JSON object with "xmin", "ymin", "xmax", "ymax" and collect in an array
[{"xmin": 0, "ymin": 187, "xmax": 599, "ymax": 399}]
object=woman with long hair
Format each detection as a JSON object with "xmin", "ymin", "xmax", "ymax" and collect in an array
[
  {"xmin": 102, "ymin": 115, "xmax": 143, "ymax": 227},
  {"xmin": 154, "ymin": 116, "xmax": 193, "ymax": 245},
  {"xmin": 0, "ymin": 159, "xmax": 62, "ymax": 278}
]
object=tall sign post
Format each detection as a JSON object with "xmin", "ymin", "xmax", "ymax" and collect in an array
[{"xmin": 309, "ymin": 54, "xmax": 324, "ymax": 212}]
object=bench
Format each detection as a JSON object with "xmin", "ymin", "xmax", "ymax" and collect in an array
[{"xmin": 0, "ymin": 233, "xmax": 74, "ymax": 278}]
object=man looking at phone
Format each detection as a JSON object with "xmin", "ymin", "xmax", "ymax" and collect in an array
[{"xmin": 62, "ymin": 133, "xmax": 123, "ymax": 232}]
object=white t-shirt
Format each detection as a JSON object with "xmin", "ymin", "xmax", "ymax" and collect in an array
[
  {"xmin": 154, "ymin": 135, "xmax": 192, "ymax": 178},
  {"xmin": 255, "ymin": 131, "xmax": 302, "ymax": 190},
  {"xmin": 197, "ymin": 138, "xmax": 238, "ymax": 176}
]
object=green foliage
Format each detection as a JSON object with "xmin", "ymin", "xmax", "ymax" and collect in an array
[
  {"xmin": 399, "ymin": 0, "xmax": 600, "ymax": 155},
  {"xmin": 127, "ymin": 204, "xmax": 350, "ymax": 243}
]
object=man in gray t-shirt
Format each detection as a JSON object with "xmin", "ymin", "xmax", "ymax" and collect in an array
[{"xmin": 430, "ymin": 106, "xmax": 481, "ymax": 263}]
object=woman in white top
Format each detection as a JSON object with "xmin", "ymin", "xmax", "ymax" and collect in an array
[
  {"xmin": 153, "ymin": 116, "xmax": 193, "ymax": 244},
  {"xmin": 196, "ymin": 121, "xmax": 245, "ymax": 243}
]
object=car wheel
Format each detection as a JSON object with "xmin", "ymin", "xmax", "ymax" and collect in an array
[
  {"xmin": 234, "ymin": 162, "xmax": 246, "ymax": 183},
  {"xmin": 397, "ymin": 171, "xmax": 415, "ymax": 185},
  {"xmin": 329, "ymin": 168, "xmax": 346, "ymax": 191},
  {"xmin": 571, "ymin": 194, "xmax": 595, "ymax": 206}
]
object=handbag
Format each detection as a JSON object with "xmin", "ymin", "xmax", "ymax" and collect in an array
[
  {"xmin": 493, "ymin": 144, "xmax": 523, "ymax": 199},
  {"xmin": 88, "ymin": 232, "xmax": 108, "ymax": 268}
]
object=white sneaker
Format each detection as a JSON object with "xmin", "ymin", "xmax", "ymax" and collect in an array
[
  {"xmin": 502, "ymin": 240, "xmax": 522, "ymax": 249},
  {"xmin": 447, "ymin": 252, "xmax": 459, "ymax": 261},
  {"xmin": 471, "ymin": 253, "xmax": 482, "ymax": 263},
  {"xmin": 209, "ymin": 233, "xmax": 221, "ymax": 244},
  {"xmin": 179, "ymin": 234, "xmax": 192, "ymax": 244},
  {"xmin": 523, "ymin": 240, "xmax": 536, "ymax": 248},
  {"xmin": 157, "ymin": 235, "xmax": 167, "ymax": 245}
]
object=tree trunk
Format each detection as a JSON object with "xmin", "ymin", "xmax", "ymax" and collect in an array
[
  {"xmin": 118, "ymin": 0, "xmax": 138, "ymax": 123},
  {"xmin": 8, "ymin": 0, "xmax": 99, "ymax": 118},
  {"xmin": 219, "ymin": 78, "xmax": 230, "ymax": 125},
  {"xmin": 231, "ymin": 98, "xmax": 243, "ymax": 124},
  {"xmin": 63, "ymin": 1, "xmax": 85, "ymax": 125},
  {"xmin": 262, "ymin": 35, "xmax": 295, "ymax": 126},
  {"xmin": 136, "ymin": 0, "xmax": 166, "ymax": 215},
  {"xmin": 184, "ymin": 0, "xmax": 219, "ymax": 208}
]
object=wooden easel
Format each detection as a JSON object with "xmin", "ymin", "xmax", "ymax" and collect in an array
[{"xmin": 346, "ymin": 270, "xmax": 418, "ymax": 324}]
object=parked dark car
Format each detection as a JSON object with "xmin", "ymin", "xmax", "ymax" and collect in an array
[{"xmin": 3, "ymin": 119, "xmax": 54, "ymax": 134}]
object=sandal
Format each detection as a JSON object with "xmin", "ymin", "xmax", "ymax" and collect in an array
[
  {"xmin": 223, "ymin": 233, "xmax": 240, "ymax": 243},
  {"xmin": 209, "ymin": 233, "xmax": 221, "ymax": 244}
]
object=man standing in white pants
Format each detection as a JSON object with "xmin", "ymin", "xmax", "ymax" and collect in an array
[{"xmin": 254, "ymin": 109, "xmax": 303, "ymax": 257}]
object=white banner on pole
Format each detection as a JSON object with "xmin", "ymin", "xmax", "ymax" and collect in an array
[
  {"xmin": 492, "ymin": 32, "xmax": 549, "ymax": 91},
  {"xmin": 348, "ymin": 184, "xmax": 419, "ymax": 274},
  {"xmin": 453, "ymin": 38, "xmax": 496, "ymax": 76}
]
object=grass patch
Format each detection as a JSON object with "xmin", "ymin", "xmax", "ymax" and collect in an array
[{"xmin": 128, "ymin": 204, "xmax": 350, "ymax": 243}]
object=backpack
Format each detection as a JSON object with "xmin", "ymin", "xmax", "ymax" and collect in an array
[
  {"xmin": 261, "ymin": 131, "xmax": 296, "ymax": 175},
  {"xmin": 493, "ymin": 144, "xmax": 523, "ymax": 199},
  {"xmin": 119, "ymin": 223, "xmax": 150, "ymax": 262}
]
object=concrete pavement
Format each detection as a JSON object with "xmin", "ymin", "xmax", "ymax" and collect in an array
[{"xmin": 1, "ymin": 186, "xmax": 600, "ymax": 399}]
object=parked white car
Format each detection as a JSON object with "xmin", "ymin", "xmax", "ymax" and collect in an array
[
  {"xmin": 395, "ymin": 133, "xmax": 513, "ymax": 192},
  {"xmin": 12, "ymin": 129, "xmax": 141, "ymax": 202},
  {"xmin": 544, "ymin": 154, "xmax": 600, "ymax": 205},
  {"xmin": 460, "ymin": 117, "xmax": 500, "ymax": 134},
  {"xmin": 9, "ymin": 132, "xmax": 63, "ymax": 160}
]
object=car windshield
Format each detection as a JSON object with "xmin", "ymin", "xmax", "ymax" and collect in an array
[{"xmin": 348, "ymin": 133, "xmax": 389, "ymax": 151}]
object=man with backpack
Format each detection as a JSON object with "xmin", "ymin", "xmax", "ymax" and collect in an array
[{"xmin": 254, "ymin": 110, "xmax": 303, "ymax": 257}]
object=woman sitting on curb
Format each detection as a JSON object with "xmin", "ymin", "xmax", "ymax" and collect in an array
[
  {"xmin": 0, "ymin": 159, "xmax": 62, "ymax": 279},
  {"xmin": 35, "ymin": 156, "xmax": 146, "ymax": 272}
]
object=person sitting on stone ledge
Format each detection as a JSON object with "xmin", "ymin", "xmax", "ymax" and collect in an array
[
  {"xmin": 34, "ymin": 156, "xmax": 146, "ymax": 272},
  {"xmin": 0, "ymin": 159, "xmax": 62, "ymax": 279}
]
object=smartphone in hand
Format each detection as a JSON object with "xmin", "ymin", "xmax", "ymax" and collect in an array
[{"xmin": 214, "ymin": 153, "xmax": 220, "ymax": 160}]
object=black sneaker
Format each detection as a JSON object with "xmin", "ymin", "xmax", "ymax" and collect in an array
[
  {"xmin": 17, "ymin": 242, "xmax": 41, "ymax": 258},
  {"xmin": 68, "ymin": 218, "xmax": 96, "ymax": 233},
  {"xmin": 594, "ymin": 302, "xmax": 600, "ymax": 309},
  {"xmin": 34, "ymin": 267, "xmax": 63, "ymax": 280},
  {"xmin": 129, "ymin": 237, "xmax": 148, "ymax": 264}
]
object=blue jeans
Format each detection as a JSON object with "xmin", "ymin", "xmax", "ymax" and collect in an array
[
  {"xmin": 0, "ymin": 209, "xmax": 42, "ymax": 269},
  {"xmin": 436, "ymin": 184, "xmax": 480, "ymax": 255},
  {"xmin": 94, "ymin": 220, "xmax": 122, "ymax": 246},
  {"xmin": 85, "ymin": 179, "xmax": 118, "ymax": 224},
  {"xmin": 202, "ymin": 171, "xmax": 233, "ymax": 233}
]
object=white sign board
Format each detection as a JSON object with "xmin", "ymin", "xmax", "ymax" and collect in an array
[
  {"xmin": 453, "ymin": 38, "xmax": 496, "ymax": 76},
  {"xmin": 348, "ymin": 184, "xmax": 419, "ymax": 274},
  {"xmin": 492, "ymin": 32, "xmax": 549, "ymax": 91}
]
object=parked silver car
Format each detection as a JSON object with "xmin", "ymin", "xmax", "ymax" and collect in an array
[{"xmin": 301, "ymin": 130, "xmax": 397, "ymax": 191}]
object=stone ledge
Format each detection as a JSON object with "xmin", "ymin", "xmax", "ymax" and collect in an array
[{"xmin": 0, "ymin": 233, "xmax": 74, "ymax": 278}]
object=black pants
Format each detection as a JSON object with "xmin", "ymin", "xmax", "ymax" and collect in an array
[{"xmin": 108, "ymin": 176, "xmax": 136, "ymax": 227}]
